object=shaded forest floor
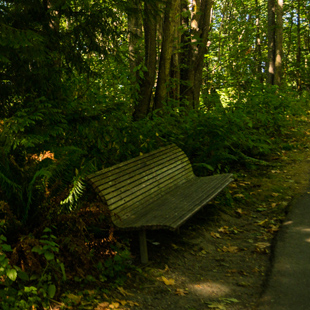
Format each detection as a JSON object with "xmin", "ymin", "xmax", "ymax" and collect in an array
[{"xmin": 98, "ymin": 116, "xmax": 310, "ymax": 310}]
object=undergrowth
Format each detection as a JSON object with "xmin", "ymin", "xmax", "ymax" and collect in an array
[{"xmin": 0, "ymin": 85, "xmax": 309, "ymax": 308}]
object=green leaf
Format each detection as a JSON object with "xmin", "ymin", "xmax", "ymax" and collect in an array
[
  {"xmin": 0, "ymin": 235, "xmax": 7, "ymax": 242},
  {"xmin": 48, "ymin": 284, "xmax": 56, "ymax": 299},
  {"xmin": 7, "ymin": 268, "xmax": 17, "ymax": 281},
  {"xmin": 24, "ymin": 286, "xmax": 37, "ymax": 293},
  {"xmin": 44, "ymin": 252, "xmax": 55, "ymax": 261},
  {"xmin": 1, "ymin": 244, "xmax": 12, "ymax": 252},
  {"xmin": 18, "ymin": 270, "xmax": 29, "ymax": 281}
]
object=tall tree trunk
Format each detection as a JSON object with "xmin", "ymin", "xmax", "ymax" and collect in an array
[
  {"xmin": 181, "ymin": 0, "xmax": 214, "ymax": 109},
  {"xmin": 132, "ymin": 2, "xmax": 157, "ymax": 120},
  {"xmin": 154, "ymin": 0, "xmax": 180, "ymax": 110},
  {"xmin": 296, "ymin": 0, "xmax": 302, "ymax": 92},
  {"xmin": 255, "ymin": 0, "xmax": 263, "ymax": 82},
  {"xmin": 267, "ymin": 0, "xmax": 276, "ymax": 85},
  {"xmin": 274, "ymin": 0, "xmax": 283, "ymax": 87}
]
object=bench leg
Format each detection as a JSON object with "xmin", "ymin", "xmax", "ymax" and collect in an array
[{"xmin": 139, "ymin": 230, "xmax": 148, "ymax": 264}]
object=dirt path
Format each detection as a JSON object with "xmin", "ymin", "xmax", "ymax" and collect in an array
[{"xmin": 107, "ymin": 118, "xmax": 310, "ymax": 310}]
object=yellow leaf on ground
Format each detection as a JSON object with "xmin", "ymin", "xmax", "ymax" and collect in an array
[
  {"xmin": 109, "ymin": 302, "xmax": 120, "ymax": 309},
  {"xmin": 256, "ymin": 219, "xmax": 268, "ymax": 226},
  {"xmin": 233, "ymin": 194, "xmax": 244, "ymax": 198},
  {"xmin": 115, "ymin": 299, "xmax": 139, "ymax": 307},
  {"xmin": 127, "ymin": 300, "xmax": 139, "ymax": 307},
  {"xmin": 175, "ymin": 288, "xmax": 188, "ymax": 296},
  {"xmin": 255, "ymin": 242, "xmax": 270, "ymax": 253},
  {"xmin": 95, "ymin": 302, "xmax": 109, "ymax": 310},
  {"xmin": 161, "ymin": 276, "xmax": 175, "ymax": 285},
  {"xmin": 235, "ymin": 208, "xmax": 244, "ymax": 215},
  {"xmin": 255, "ymin": 242, "xmax": 270, "ymax": 248},
  {"xmin": 211, "ymin": 232, "xmax": 222, "ymax": 239},
  {"xmin": 117, "ymin": 287, "xmax": 133, "ymax": 297},
  {"xmin": 218, "ymin": 226, "xmax": 230, "ymax": 234},
  {"xmin": 222, "ymin": 245, "xmax": 239, "ymax": 253}
]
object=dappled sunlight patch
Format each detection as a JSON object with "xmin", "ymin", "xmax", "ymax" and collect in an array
[
  {"xmin": 187, "ymin": 280, "xmax": 231, "ymax": 298},
  {"xmin": 29, "ymin": 151, "xmax": 55, "ymax": 162}
]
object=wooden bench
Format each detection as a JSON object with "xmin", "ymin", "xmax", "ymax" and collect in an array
[{"xmin": 86, "ymin": 144, "xmax": 233, "ymax": 263}]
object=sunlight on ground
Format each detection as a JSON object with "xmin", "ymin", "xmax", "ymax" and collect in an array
[
  {"xmin": 295, "ymin": 226, "xmax": 310, "ymax": 243},
  {"xmin": 188, "ymin": 280, "xmax": 231, "ymax": 298},
  {"xmin": 284, "ymin": 222, "xmax": 310, "ymax": 243}
]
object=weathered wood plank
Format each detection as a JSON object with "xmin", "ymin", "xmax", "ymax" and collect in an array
[
  {"xmin": 112, "ymin": 174, "xmax": 233, "ymax": 229},
  {"xmin": 87, "ymin": 144, "xmax": 181, "ymax": 185}
]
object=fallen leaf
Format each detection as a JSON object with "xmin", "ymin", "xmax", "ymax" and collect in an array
[
  {"xmin": 109, "ymin": 302, "xmax": 120, "ymax": 309},
  {"xmin": 117, "ymin": 287, "xmax": 133, "ymax": 297},
  {"xmin": 268, "ymin": 225, "xmax": 279, "ymax": 233},
  {"xmin": 95, "ymin": 302, "xmax": 109, "ymax": 310},
  {"xmin": 222, "ymin": 245, "xmax": 239, "ymax": 253},
  {"xmin": 272, "ymin": 193, "xmax": 280, "ymax": 197},
  {"xmin": 233, "ymin": 194, "xmax": 245, "ymax": 198},
  {"xmin": 235, "ymin": 208, "xmax": 244, "ymax": 215},
  {"xmin": 255, "ymin": 242, "xmax": 270, "ymax": 253},
  {"xmin": 161, "ymin": 276, "xmax": 175, "ymax": 285},
  {"xmin": 175, "ymin": 288, "xmax": 188, "ymax": 296},
  {"xmin": 127, "ymin": 300, "xmax": 139, "ymax": 307},
  {"xmin": 256, "ymin": 219, "xmax": 268, "ymax": 226},
  {"xmin": 255, "ymin": 242, "xmax": 270, "ymax": 249},
  {"xmin": 211, "ymin": 232, "xmax": 222, "ymax": 239},
  {"xmin": 218, "ymin": 226, "xmax": 230, "ymax": 234}
]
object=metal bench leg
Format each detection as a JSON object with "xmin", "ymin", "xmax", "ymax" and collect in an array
[{"xmin": 139, "ymin": 230, "xmax": 148, "ymax": 264}]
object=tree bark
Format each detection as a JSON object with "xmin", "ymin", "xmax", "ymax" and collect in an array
[
  {"xmin": 181, "ymin": 0, "xmax": 214, "ymax": 109},
  {"xmin": 296, "ymin": 0, "xmax": 302, "ymax": 91},
  {"xmin": 274, "ymin": 0, "xmax": 283, "ymax": 87},
  {"xmin": 255, "ymin": 0, "xmax": 263, "ymax": 82},
  {"xmin": 132, "ymin": 2, "xmax": 157, "ymax": 120},
  {"xmin": 267, "ymin": 0, "xmax": 276, "ymax": 85},
  {"xmin": 154, "ymin": 0, "xmax": 180, "ymax": 110}
]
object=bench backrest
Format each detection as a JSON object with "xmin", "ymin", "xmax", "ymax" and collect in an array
[{"xmin": 86, "ymin": 144, "xmax": 194, "ymax": 216}]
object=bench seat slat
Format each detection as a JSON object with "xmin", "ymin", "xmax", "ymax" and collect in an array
[
  {"xmin": 89, "ymin": 149, "xmax": 186, "ymax": 190},
  {"xmin": 107, "ymin": 166, "xmax": 193, "ymax": 214},
  {"xmin": 112, "ymin": 173, "xmax": 233, "ymax": 230},
  {"xmin": 87, "ymin": 144, "xmax": 181, "ymax": 185},
  {"xmin": 104, "ymin": 163, "xmax": 193, "ymax": 207},
  {"xmin": 101, "ymin": 157, "xmax": 192, "ymax": 200}
]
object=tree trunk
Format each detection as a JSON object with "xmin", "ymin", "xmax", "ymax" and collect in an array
[
  {"xmin": 274, "ymin": 0, "xmax": 283, "ymax": 87},
  {"xmin": 154, "ymin": 0, "xmax": 180, "ymax": 110},
  {"xmin": 255, "ymin": 0, "xmax": 263, "ymax": 82},
  {"xmin": 267, "ymin": 0, "xmax": 276, "ymax": 85},
  {"xmin": 296, "ymin": 0, "xmax": 302, "ymax": 91},
  {"xmin": 132, "ymin": 3, "xmax": 157, "ymax": 120},
  {"xmin": 181, "ymin": 0, "xmax": 214, "ymax": 109}
]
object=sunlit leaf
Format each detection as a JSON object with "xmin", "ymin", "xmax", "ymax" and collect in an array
[
  {"xmin": 211, "ymin": 232, "xmax": 221, "ymax": 239},
  {"xmin": 117, "ymin": 287, "xmax": 133, "ymax": 296},
  {"xmin": 7, "ymin": 268, "xmax": 17, "ymax": 281},
  {"xmin": 161, "ymin": 276, "xmax": 175, "ymax": 285}
]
